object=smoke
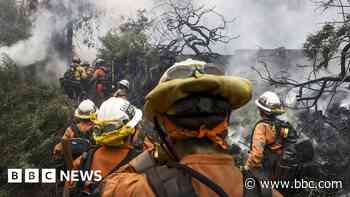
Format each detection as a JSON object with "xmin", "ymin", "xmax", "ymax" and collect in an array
[
  {"xmin": 216, "ymin": 0, "xmax": 342, "ymax": 114},
  {"xmin": 0, "ymin": 10, "xmax": 55, "ymax": 66},
  {"xmin": 0, "ymin": 0, "xmax": 154, "ymax": 78},
  {"xmin": 0, "ymin": 0, "xmax": 341, "ymax": 81},
  {"xmin": 340, "ymin": 90, "xmax": 350, "ymax": 110},
  {"xmin": 196, "ymin": 0, "xmax": 338, "ymax": 53},
  {"xmin": 193, "ymin": 0, "xmax": 341, "ymax": 94}
]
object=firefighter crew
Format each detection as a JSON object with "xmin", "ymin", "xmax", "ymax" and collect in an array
[{"xmin": 100, "ymin": 59, "xmax": 283, "ymax": 197}]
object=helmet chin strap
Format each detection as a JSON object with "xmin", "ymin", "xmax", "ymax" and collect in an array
[{"xmin": 154, "ymin": 117, "xmax": 180, "ymax": 162}]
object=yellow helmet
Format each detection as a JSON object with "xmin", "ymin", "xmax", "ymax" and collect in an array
[{"xmin": 144, "ymin": 59, "xmax": 253, "ymax": 121}]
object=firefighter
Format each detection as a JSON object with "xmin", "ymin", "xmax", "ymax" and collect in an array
[
  {"xmin": 100, "ymin": 59, "xmax": 283, "ymax": 197},
  {"xmin": 113, "ymin": 79, "xmax": 129, "ymax": 99},
  {"xmin": 245, "ymin": 91, "xmax": 287, "ymax": 179},
  {"xmin": 63, "ymin": 97, "xmax": 143, "ymax": 196},
  {"xmin": 53, "ymin": 99, "xmax": 98, "ymax": 160},
  {"xmin": 80, "ymin": 61, "xmax": 92, "ymax": 96},
  {"xmin": 62, "ymin": 57, "xmax": 83, "ymax": 99},
  {"xmin": 81, "ymin": 60, "xmax": 91, "ymax": 78},
  {"xmin": 86, "ymin": 65, "xmax": 95, "ymax": 79},
  {"xmin": 61, "ymin": 64, "xmax": 76, "ymax": 99},
  {"xmin": 72, "ymin": 57, "xmax": 87, "ymax": 81},
  {"xmin": 64, "ymin": 63, "xmax": 76, "ymax": 81},
  {"xmin": 91, "ymin": 59, "xmax": 107, "ymax": 106}
]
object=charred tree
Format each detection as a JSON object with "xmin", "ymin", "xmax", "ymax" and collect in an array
[{"xmin": 154, "ymin": 0, "xmax": 237, "ymax": 62}]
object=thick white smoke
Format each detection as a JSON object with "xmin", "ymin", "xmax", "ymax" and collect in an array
[
  {"xmin": 198, "ymin": 0, "xmax": 338, "ymax": 53},
  {"xmin": 0, "ymin": 0, "xmax": 340, "ymax": 79},
  {"xmin": 0, "ymin": 10, "xmax": 57, "ymax": 66},
  {"xmin": 0, "ymin": 0, "xmax": 154, "ymax": 77}
]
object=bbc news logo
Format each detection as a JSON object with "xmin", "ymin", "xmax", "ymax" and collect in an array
[{"xmin": 7, "ymin": 169, "xmax": 102, "ymax": 183}]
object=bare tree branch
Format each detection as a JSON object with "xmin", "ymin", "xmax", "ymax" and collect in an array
[
  {"xmin": 154, "ymin": 0, "xmax": 237, "ymax": 61},
  {"xmin": 252, "ymin": 42, "xmax": 350, "ymax": 110}
]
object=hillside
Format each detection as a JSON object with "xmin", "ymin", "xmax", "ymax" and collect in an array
[{"xmin": 0, "ymin": 58, "xmax": 73, "ymax": 196}]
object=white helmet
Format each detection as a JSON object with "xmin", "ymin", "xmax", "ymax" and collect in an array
[
  {"xmin": 118, "ymin": 79, "xmax": 130, "ymax": 90},
  {"xmin": 255, "ymin": 91, "xmax": 285, "ymax": 114},
  {"xmin": 97, "ymin": 97, "xmax": 142, "ymax": 128},
  {"xmin": 74, "ymin": 99, "xmax": 98, "ymax": 119}
]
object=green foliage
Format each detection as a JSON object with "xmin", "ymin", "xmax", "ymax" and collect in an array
[
  {"xmin": 98, "ymin": 10, "xmax": 158, "ymax": 67},
  {"xmin": 303, "ymin": 11, "xmax": 350, "ymax": 71},
  {"xmin": 99, "ymin": 29, "xmax": 157, "ymax": 69},
  {"xmin": 303, "ymin": 24, "xmax": 340, "ymax": 69},
  {"xmin": 98, "ymin": 11, "xmax": 167, "ymax": 106},
  {"xmin": 0, "ymin": 57, "xmax": 73, "ymax": 168},
  {"xmin": 119, "ymin": 10, "xmax": 152, "ymax": 34},
  {"xmin": 0, "ymin": 56, "xmax": 73, "ymax": 196},
  {"xmin": 0, "ymin": 0, "xmax": 31, "ymax": 46}
]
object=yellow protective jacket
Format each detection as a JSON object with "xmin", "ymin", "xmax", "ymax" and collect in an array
[
  {"xmin": 74, "ymin": 65, "xmax": 88, "ymax": 80},
  {"xmin": 246, "ymin": 122, "xmax": 284, "ymax": 171}
]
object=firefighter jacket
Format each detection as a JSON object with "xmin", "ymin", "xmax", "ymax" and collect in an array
[
  {"xmin": 246, "ymin": 122, "xmax": 284, "ymax": 171},
  {"xmin": 100, "ymin": 153, "xmax": 283, "ymax": 197}
]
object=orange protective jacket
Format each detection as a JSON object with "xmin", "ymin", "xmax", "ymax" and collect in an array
[
  {"xmin": 93, "ymin": 68, "xmax": 106, "ymax": 93},
  {"xmin": 246, "ymin": 122, "xmax": 284, "ymax": 171},
  {"xmin": 100, "ymin": 153, "xmax": 283, "ymax": 197},
  {"xmin": 64, "ymin": 145, "xmax": 132, "ymax": 192},
  {"xmin": 53, "ymin": 122, "xmax": 94, "ymax": 159}
]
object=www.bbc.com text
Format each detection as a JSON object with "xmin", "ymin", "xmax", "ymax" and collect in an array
[{"xmin": 245, "ymin": 178, "xmax": 343, "ymax": 190}]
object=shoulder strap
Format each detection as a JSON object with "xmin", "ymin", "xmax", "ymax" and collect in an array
[
  {"xmin": 82, "ymin": 147, "xmax": 99, "ymax": 172},
  {"xmin": 76, "ymin": 146, "xmax": 100, "ymax": 189},
  {"xmin": 86, "ymin": 147, "xmax": 143, "ymax": 195},
  {"xmin": 241, "ymin": 169, "xmax": 272, "ymax": 197},
  {"xmin": 167, "ymin": 162, "xmax": 229, "ymax": 197},
  {"xmin": 103, "ymin": 147, "xmax": 142, "ymax": 180},
  {"xmin": 71, "ymin": 123, "xmax": 93, "ymax": 141},
  {"xmin": 145, "ymin": 161, "xmax": 229, "ymax": 197},
  {"xmin": 71, "ymin": 123, "xmax": 82, "ymax": 138}
]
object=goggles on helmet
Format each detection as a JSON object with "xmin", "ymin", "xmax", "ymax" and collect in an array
[
  {"xmin": 161, "ymin": 63, "xmax": 225, "ymax": 82},
  {"xmin": 92, "ymin": 119, "xmax": 135, "ymax": 146},
  {"xmin": 92, "ymin": 119, "xmax": 128, "ymax": 136}
]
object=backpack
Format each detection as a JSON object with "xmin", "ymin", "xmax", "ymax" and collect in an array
[
  {"xmin": 69, "ymin": 124, "xmax": 94, "ymax": 159},
  {"xmin": 71, "ymin": 123, "xmax": 93, "ymax": 140},
  {"xmin": 144, "ymin": 161, "xmax": 272, "ymax": 197},
  {"xmin": 250, "ymin": 118, "xmax": 314, "ymax": 179}
]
